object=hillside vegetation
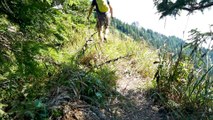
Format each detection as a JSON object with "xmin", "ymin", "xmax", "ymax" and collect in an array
[
  {"xmin": 112, "ymin": 18, "xmax": 213, "ymax": 60},
  {"xmin": 0, "ymin": 0, "xmax": 212, "ymax": 119},
  {"xmin": 112, "ymin": 18, "xmax": 213, "ymax": 119},
  {"xmin": 0, "ymin": 0, "xmax": 158, "ymax": 119}
]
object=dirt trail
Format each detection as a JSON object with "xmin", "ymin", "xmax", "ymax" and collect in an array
[
  {"xmin": 113, "ymin": 61, "xmax": 163, "ymax": 120},
  {"xmin": 54, "ymin": 60, "xmax": 165, "ymax": 120}
]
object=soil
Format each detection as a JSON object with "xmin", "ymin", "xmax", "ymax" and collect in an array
[{"xmin": 113, "ymin": 60, "xmax": 163, "ymax": 120}]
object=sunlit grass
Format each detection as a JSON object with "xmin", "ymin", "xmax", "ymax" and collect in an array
[{"xmin": 0, "ymin": 22, "xmax": 159, "ymax": 119}]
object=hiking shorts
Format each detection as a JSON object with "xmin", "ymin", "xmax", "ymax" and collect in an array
[{"xmin": 95, "ymin": 12, "xmax": 110, "ymax": 30}]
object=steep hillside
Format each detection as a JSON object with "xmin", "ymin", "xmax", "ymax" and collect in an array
[
  {"xmin": 1, "ymin": 1, "xmax": 212, "ymax": 119},
  {"xmin": 0, "ymin": 21, "xmax": 160, "ymax": 120},
  {"xmin": 0, "ymin": 1, "xmax": 160, "ymax": 119},
  {"xmin": 112, "ymin": 18, "xmax": 213, "ymax": 60},
  {"xmin": 111, "ymin": 14, "xmax": 213, "ymax": 120}
]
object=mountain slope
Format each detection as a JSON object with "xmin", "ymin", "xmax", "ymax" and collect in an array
[
  {"xmin": 0, "ymin": 2, "xmax": 161, "ymax": 118},
  {"xmin": 111, "ymin": 18, "xmax": 213, "ymax": 60}
]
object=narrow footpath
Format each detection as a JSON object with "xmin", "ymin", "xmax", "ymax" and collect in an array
[{"xmin": 113, "ymin": 60, "xmax": 163, "ymax": 120}]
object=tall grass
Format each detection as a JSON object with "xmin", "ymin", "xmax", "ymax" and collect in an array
[
  {"xmin": 0, "ymin": 21, "xmax": 158, "ymax": 119},
  {"xmin": 154, "ymin": 32, "xmax": 213, "ymax": 119}
]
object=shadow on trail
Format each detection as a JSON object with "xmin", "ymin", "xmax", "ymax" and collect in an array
[{"xmin": 108, "ymin": 88, "xmax": 166, "ymax": 120}]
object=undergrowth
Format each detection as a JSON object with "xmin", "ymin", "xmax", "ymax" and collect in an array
[
  {"xmin": 153, "ymin": 30, "xmax": 213, "ymax": 119},
  {"xmin": 0, "ymin": 1, "xmax": 159, "ymax": 119},
  {"xmin": 0, "ymin": 20, "xmax": 158, "ymax": 120}
]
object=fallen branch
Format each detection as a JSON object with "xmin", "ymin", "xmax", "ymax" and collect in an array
[
  {"xmin": 76, "ymin": 32, "xmax": 97, "ymax": 60},
  {"xmin": 96, "ymin": 54, "xmax": 132, "ymax": 68}
]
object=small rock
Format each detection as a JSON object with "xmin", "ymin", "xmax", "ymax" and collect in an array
[{"xmin": 152, "ymin": 106, "xmax": 159, "ymax": 112}]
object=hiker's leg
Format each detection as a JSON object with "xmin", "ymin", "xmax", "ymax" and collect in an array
[
  {"xmin": 96, "ymin": 13, "xmax": 104, "ymax": 42},
  {"xmin": 97, "ymin": 23, "xmax": 103, "ymax": 41},
  {"xmin": 104, "ymin": 26, "xmax": 109, "ymax": 40},
  {"xmin": 103, "ymin": 13, "xmax": 110, "ymax": 41}
]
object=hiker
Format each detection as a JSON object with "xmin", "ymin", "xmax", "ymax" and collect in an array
[{"xmin": 87, "ymin": 0, "xmax": 113, "ymax": 42}]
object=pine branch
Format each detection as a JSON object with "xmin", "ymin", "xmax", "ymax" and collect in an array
[{"xmin": 182, "ymin": 2, "xmax": 213, "ymax": 12}]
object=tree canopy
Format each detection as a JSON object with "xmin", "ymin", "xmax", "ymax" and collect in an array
[{"xmin": 154, "ymin": 0, "xmax": 213, "ymax": 18}]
